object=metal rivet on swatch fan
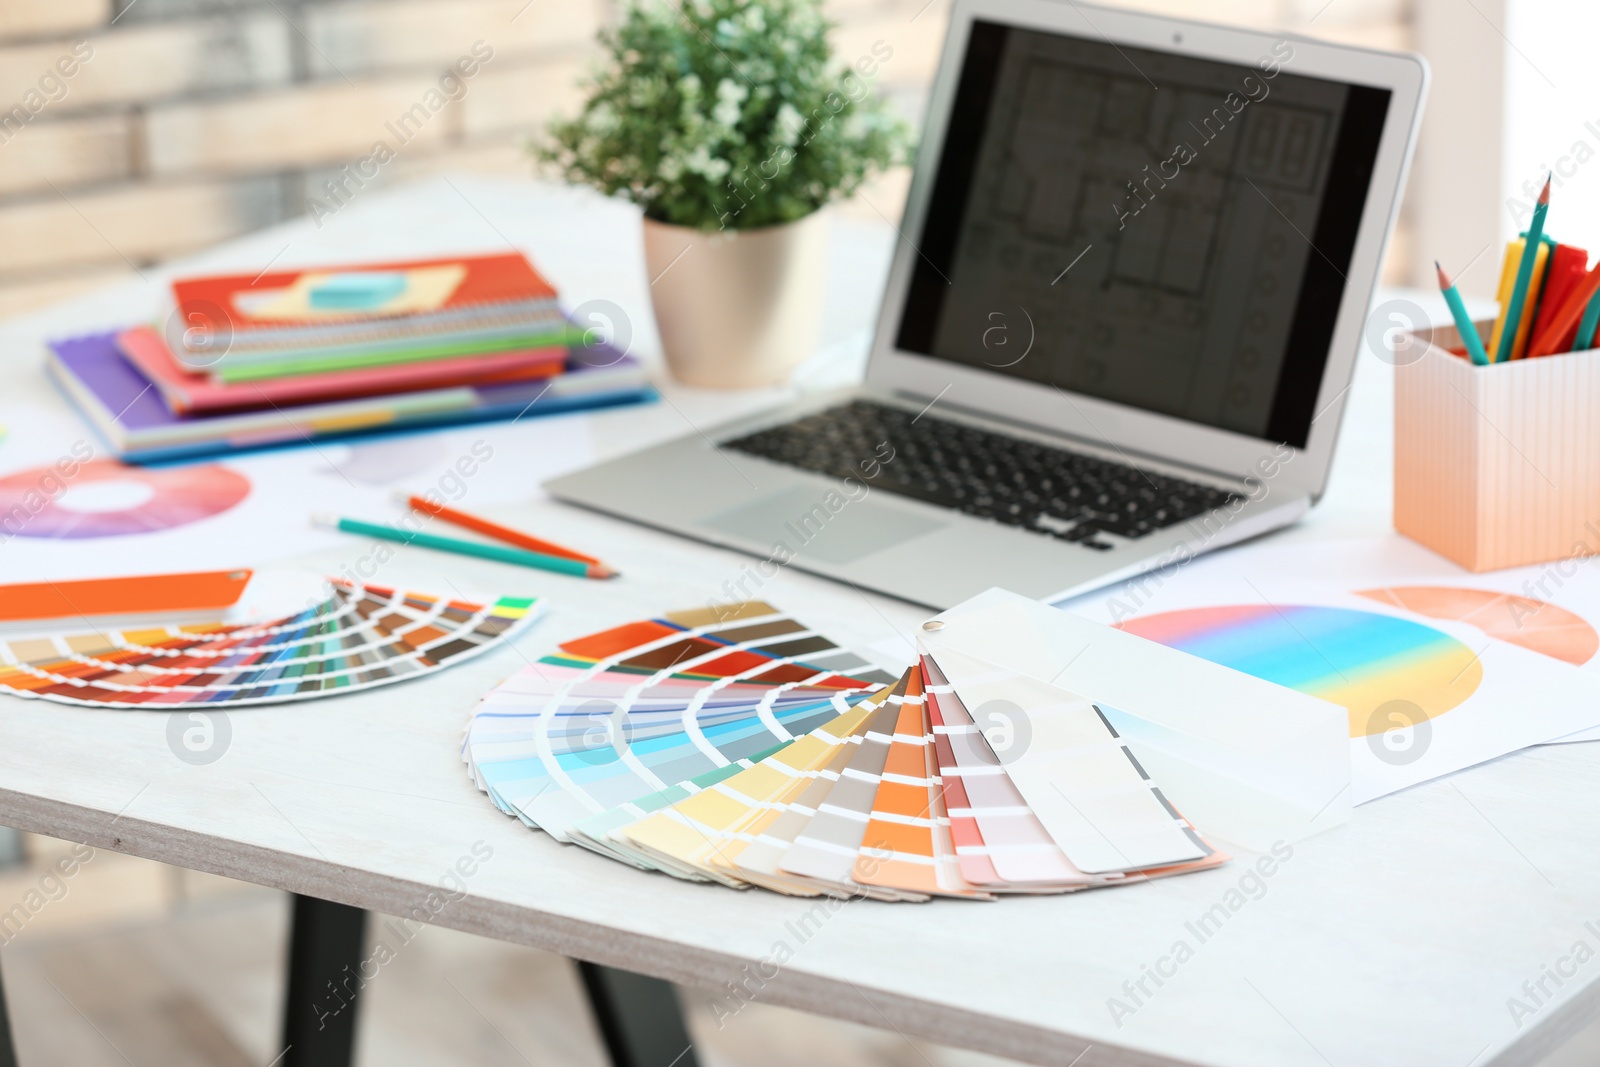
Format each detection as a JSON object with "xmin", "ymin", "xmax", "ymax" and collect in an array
[{"xmin": 922, "ymin": 620, "xmax": 944, "ymax": 631}]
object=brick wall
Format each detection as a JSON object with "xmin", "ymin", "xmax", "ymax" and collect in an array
[
  {"xmin": 0, "ymin": 0, "xmax": 1413, "ymax": 321},
  {"xmin": 0, "ymin": 0, "xmax": 600, "ymax": 317}
]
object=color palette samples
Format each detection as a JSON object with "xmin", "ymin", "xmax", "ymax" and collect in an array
[
  {"xmin": 465, "ymin": 603, "xmax": 1226, "ymax": 901},
  {"xmin": 1117, "ymin": 604, "xmax": 1483, "ymax": 736},
  {"xmin": 0, "ymin": 581, "xmax": 539, "ymax": 708},
  {"xmin": 462, "ymin": 601, "xmax": 896, "ymax": 841}
]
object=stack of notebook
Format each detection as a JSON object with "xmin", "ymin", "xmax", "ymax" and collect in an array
[
  {"xmin": 462, "ymin": 600, "xmax": 1226, "ymax": 901},
  {"xmin": 46, "ymin": 252, "xmax": 653, "ymax": 462}
]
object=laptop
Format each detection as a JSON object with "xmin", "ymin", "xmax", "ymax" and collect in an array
[{"xmin": 547, "ymin": 0, "xmax": 1428, "ymax": 609}]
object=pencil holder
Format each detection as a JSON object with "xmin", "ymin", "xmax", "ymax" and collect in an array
[{"xmin": 1395, "ymin": 319, "xmax": 1600, "ymax": 571}]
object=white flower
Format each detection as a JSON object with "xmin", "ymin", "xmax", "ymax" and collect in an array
[
  {"xmin": 587, "ymin": 102, "xmax": 619, "ymax": 134},
  {"xmin": 684, "ymin": 143, "xmax": 730, "ymax": 181},
  {"xmin": 774, "ymin": 102, "xmax": 805, "ymax": 146},
  {"xmin": 712, "ymin": 77, "xmax": 747, "ymax": 128}
]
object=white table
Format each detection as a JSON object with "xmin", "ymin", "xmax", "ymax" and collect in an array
[{"xmin": 0, "ymin": 176, "xmax": 1596, "ymax": 1067}]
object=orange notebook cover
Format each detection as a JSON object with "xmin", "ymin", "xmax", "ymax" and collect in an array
[
  {"xmin": 0, "ymin": 570, "xmax": 252, "ymax": 622},
  {"xmin": 171, "ymin": 253, "xmax": 559, "ymax": 336},
  {"xmin": 116, "ymin": 326, "xmax": 566, "ymax": 415}
]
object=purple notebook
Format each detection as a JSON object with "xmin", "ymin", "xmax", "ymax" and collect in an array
[{"xmin": 47, "ymin": 330, "xmax": 655, "ymax": 464}]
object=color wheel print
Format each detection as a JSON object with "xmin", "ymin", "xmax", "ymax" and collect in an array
[
  {"xmin": 1357, "ymin": 586, "xmax": 1599, "ymax": 666},
  {"xmin": 1116, "ymin": 604, "xmax": 1483, "ymax": 737},
  {"xmin": 0, "ymin": 459, "xmax": 250, "ymax": 538}
]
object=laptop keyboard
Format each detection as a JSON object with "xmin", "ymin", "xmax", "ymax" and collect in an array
[{"xmin": 723, "ymin": 400, "xmax": 1242, "ymax": 551}]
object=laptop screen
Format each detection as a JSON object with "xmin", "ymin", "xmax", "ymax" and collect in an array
[{"xmin": 894, "ymin": 21, "xmax": 1392, "ymax": 449}]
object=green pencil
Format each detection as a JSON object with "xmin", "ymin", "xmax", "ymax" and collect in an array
[
  {"xmin": 1494, "ymin": 174, "xmax": 1551, "ymax": 363},
  {"xmin": 1575, "ymin": 291, "xmax": 1600, "ymax": 352},
  {"xmin": 314, "ymin": 514, "xmax": 606, "ymax": 578},
  {"xmin": 1436, "ymin": 261, "xmax": 1490, "ymax": 366}
]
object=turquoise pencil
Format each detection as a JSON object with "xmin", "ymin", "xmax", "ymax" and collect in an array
[
  {"xmin": 1494, "ymin": 174, "xmax": 1551, "ymax": 363},
  {"xmin": 1436, "ymin": 261, "xmax": 1490, "ymax": 366},
  {"xmin": 1575, "ymin": 290, "xmax": 1600, "ymax": 352},
  {"xmin": 313, "ymin": 514, "xmax": 603, "ymax": 577}
]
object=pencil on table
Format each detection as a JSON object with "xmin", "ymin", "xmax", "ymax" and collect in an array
[
  {"xmin": 396, "ymin": 493, "xmax": 618, "ymax": 577},
  {"xmin": 314, "ymin": 514, "xmax": 617, "ymax": 579}
]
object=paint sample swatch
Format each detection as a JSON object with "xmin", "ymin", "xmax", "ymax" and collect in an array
[
  {"xmin": 461, "ymin": 601, "xmax": 898, "ymax": 841},
  {"xmin": 464, "ymin": 601, "xmax": 1227, "ymax": 901},
  {"xmin": 0, "ymin": 581, "xmax": 540, "ymax": 708}
]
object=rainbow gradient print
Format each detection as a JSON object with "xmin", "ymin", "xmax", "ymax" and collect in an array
[{"xmin": 1117, "ymin": 604, "xmax": 1482, "ymax": 737}]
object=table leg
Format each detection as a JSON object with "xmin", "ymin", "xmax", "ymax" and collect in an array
[
  {"xmin": 280, "ymin": 895, "xmax": 368, "ymax": 1067},
  {"xmin": 0, "ymin": 947, "xmax": 18, "ymax": 1067},
  {"xmin": 576, "ymin": 962, "xmax": 701, "ymax": 1067}
]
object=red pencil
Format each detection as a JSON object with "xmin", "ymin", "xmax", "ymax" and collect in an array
[
  {"xmin": 398, "ymin": 494, "xmax": 618, "ymax": 577},
  {"xmin": 1529, "ymin": 243, "xmax": 1590, "ymax": 353},
  {"xmin": 1527, "ymin": 262, "xmax": 1600, "ymax": 359}
]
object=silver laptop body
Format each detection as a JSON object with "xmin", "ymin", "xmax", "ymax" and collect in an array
[{"xmin": 547, "ymin": 0, "xmax": 1428, "ymax": 609}]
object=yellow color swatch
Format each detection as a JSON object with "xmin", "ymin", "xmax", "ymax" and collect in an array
[{"xmin": 618, "ymin": 685, "xmax": 892, "ymax": 885}]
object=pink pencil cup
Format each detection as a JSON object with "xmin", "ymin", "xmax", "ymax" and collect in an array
[{"xmin": 1395, "ymin": 319, "xmax": 1600, "ymax": 571}]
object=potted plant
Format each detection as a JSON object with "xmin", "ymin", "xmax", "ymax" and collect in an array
[{"xmin": 541, "ymin": 0, "xmax": 911, "ymax": 388}]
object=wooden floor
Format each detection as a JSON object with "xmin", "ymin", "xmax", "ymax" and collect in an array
[{"xmin": 1, "ymin": 836, "xmax": 1596, "ymax": 1066}]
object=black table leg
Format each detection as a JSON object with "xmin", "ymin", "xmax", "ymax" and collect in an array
[
  {"xmin": 0, "ymin": 947, "xmax": 19, "ymax": 1067},
  {"xmin": 577, "ymin": 962, "xmax": 701, "ymax": 1067},
  {"xmin": 280, "ymin": 894, "xmax": 368, "ymax": 1067}
]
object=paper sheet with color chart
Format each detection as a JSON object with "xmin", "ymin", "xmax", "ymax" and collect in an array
[{"xmin": 1064, "ymin": 536, "xmax": 1600, "ymax": 801}]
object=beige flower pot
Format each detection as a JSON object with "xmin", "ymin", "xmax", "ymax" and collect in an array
[{"xmin": 642, "ymin": 211, "xmax": 829, "ymax": 388}]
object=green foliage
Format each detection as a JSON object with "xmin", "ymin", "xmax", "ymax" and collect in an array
[{"xmin": 540, "ymin": 0, "xmax": 913, "ymax": 231}]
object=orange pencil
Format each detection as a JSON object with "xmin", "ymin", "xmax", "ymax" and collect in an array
[
  {"xmin": 1527, "ymin": 263, "xmax": 1600, "ymax": 359},
  {"xmin": 397, "ymin": 493, "xmax": 617, "ymax": 576}
]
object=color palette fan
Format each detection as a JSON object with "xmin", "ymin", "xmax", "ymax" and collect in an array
[
  {"xmin": 0, "ymin": 581, "xmax": 540, "ymax": 708},
  {"xmin": 464, "ymin": 602, "xmax": 1226, "ymax": 901},
  {"xmin": 462, "ymin": 601, "xmax": 897, "ymax": 842}
]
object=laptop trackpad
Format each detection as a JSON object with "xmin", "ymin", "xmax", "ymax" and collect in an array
[{"xmin": 702, "ymin": 487, "xmax": 945, "ymax": 565}]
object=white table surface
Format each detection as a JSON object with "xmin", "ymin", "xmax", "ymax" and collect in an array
[{"xmin": 0, "ymin": 175, "xmax": 1595, "ymax": 1067}]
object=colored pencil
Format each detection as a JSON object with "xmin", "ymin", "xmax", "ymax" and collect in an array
[
  {"xmin": 313, "ymin": 514, "xmax": 613, "ymax": 578},
  {"xmin": 1495, "ymin": 175, "xmax": 1551, "ymax": 363},
  {"xmin": 1486, "ymin": 242, "xmax": 1523, "ymax": 362},
  {"xmin": 1436, "ymin": 261, "xmax": 1490, "ymax": 366},
  {"xmin": 397, "ymin": 493, "xmax": 613, "ymax": 573},
  {"xmin": 1526, "ymin": 263, "xmax": 1600, "ymax": 359},
  {"xmin": 1576, "ymin": 291, "xmax": 1600, "ymax": 352},
  {"xmin": 1510, "ymin": 244, "xmax": 1551, "ymax": 360},
  {"xmin": 1529, "ymin": 243, "xmax": 1590, "ymax": 349}
]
